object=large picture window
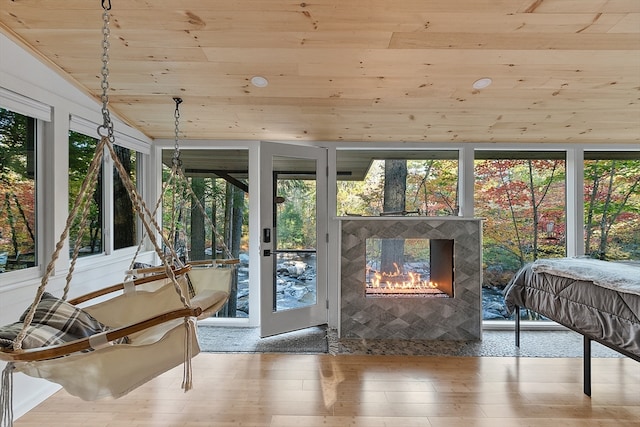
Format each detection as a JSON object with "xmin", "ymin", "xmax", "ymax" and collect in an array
[
  {"xmin": 0, "ymin": 107, "xmax": 37, "ymax": 272},
  {"xmin": 161, "ymin": 148, "xmax": 249, "ymax": 319},
  {"xmin": 475, "ymin": 151, "xmax": 566, "ymax": 320},
  {"xmin": 336, "ymin": 150, "xmax": 460, "ymax": 217}
]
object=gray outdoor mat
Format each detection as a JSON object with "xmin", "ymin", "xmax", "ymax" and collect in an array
[{"xmin": 198, "ymin": 325, "xmax": 329, "ymax": 354}]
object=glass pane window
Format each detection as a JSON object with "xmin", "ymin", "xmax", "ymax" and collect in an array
[
  {"xmin": 474, "ymin": 152, "xmax": 566, "ymax": 321},
  {"xmin": 69, "ymin": 134, "xmax": 141, "ymax": 255},
  {"xmin": 0, "ymin": 107, "xmax": 37, "ymax": 272},
  {"xmin": 274, "ymin": 159, "xmax": 318, "ymax": 311},
  {"xmin": 161, "ymin": 149, "xmax": 249, "ymax": 319},
  {"xmin": 584, "ymin": 152, "xmax": 640, "ymax": 261},
  {"xmin": 336, "ymin": 151, "xmax": 460, "ymax": 217},
  {"xmin": 68, "ymin": 131, "xmax": 103, "ymax": 257}
]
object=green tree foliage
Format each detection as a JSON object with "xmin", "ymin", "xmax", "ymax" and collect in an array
[
  {"xmin": 0, "ymin": 108, "xmax": 36, "ymax": 260},
  {"xmin": 113, "ymin": 145, "xmax": 136, "ymax": 250},
  {"xmin": 476, "ymin": 157, "xmax": 640, "ymax": 287},
  {"xmin": 0, "ymin": 108, "xmax": 30, "ymax": 181},
  {"xmin": 584, "ymin": 159, "xmax": 640, "ymax": 260},
  {"xmin": 474, "ymin": 159, "xmax": 566, "ymax": 279},
  {"xmin": 337, "ymin": 159, "xmax": 459, "ymax": 216},
  {"xmin": 162, "ymin": 168, "xmax": 248, "ymax": 260},
  {"xmin": 276, "ymin": 178, "xmax": 316, "ymax": 249},
  {"xmin": 408, "ymin": 160, "xmax": 459, "ymax": 215},
  {"xmin": 68, "ymin": 132, "xmax": 102, "ymax": 255}
]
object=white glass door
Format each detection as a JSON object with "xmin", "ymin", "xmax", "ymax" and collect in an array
[{"xmin": 259, "ymin": 142, "xmax": 327, "ymax": 337}]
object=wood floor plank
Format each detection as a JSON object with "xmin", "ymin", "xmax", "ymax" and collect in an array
[{"xmin": 13, "ymin": 353, "xmax": 640, "ymax": 427}]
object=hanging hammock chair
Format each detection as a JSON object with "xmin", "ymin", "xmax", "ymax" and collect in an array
[
  {"xmin": 0, "ymin": 265, "xmax": 197, "ymax": 401},
  {"xmin": 0, "ymin": 3, "xmax": 201, "ymax": 425},
  {"xmin": 0, "ymin": 132, "xmax": 201, "ymax": 417},
  {"xmin": 127, "ymin": 97, "xmax": 240, "ymax": 321}
]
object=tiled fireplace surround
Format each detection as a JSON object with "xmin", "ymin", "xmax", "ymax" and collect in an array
[{"xmin": 339, "ymin": 217, "xmax": 483, "ymax": 340}]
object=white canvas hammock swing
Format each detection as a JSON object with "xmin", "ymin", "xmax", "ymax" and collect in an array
[
  {"xmin": 130, "ymin": 97, "xmax": 239, "ymax": 321},
  {"xmin": 0, "ymin": 3, "xmax": 208, "ymax": 426},
  {"xmin": 0, "ymin": 133, "xmax": 200, "ymax": 421}
]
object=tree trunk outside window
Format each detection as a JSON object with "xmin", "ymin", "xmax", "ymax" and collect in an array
[
  {"xmin": 190, "ymin": 177, "xmax": 206, "ymax": 260},
  {"xmin": 113, "ymin": 146, "xmax": 134, "ymax": 250},
  {"xmin": 381, "ymin": 160, "xmax": 407, "ymax": 274}
]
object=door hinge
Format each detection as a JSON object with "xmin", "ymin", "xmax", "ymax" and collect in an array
[
  {"xmin": 326, "ymin": 299, "xmax": 329, "ymax": 309},
  {"xmin": 326, "ymin": 233, "xmax": 329, "ymax": 243}
]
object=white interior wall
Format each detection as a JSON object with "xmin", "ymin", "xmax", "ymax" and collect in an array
[{"xmin": 1, "ymin": 32, "xmax": 154, "ymax": 419}]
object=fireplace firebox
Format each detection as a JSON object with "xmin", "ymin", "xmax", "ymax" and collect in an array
[
  {"xmin": 365, "ymin": 238, "xmax": 454, "ymax": 298},
  {"xmin": 340, "ymin": 217, "xmax": 483, "ymax": 341}
]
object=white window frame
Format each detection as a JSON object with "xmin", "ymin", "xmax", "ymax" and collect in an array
[
  {"xmin": 68, "ymin": 116, "xmax": 149, "ymax": 261},
  {"xmin": 0, "ymin": 91, "xmax": 50, "ymax": 284}
]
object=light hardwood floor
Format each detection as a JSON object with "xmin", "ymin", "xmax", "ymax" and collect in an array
[{"xmin": 14, "ymin": 353, "xmax": 640, "ymax": 427}]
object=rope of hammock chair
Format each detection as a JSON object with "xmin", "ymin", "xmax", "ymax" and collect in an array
[
  {"xmin": 126, "ymin": 161, "xmax": 186, "ymax": 274},
  {"xmin": 174, "ymin": 167, "xmax": 236, "ymax": 262},
  {"xmin": 106, "ymin": 139, "xmax": 191, "ymax": 305},
  {"xmin": 127, "ymin": 99, "xmax": 238, "ymax": 273},
  {"xmin": 64, "ymin": 137, "xmax": 107, "ymax": 299},
  {"xmin": 168, "ymin": 99, "xmax": 236, "ymax": 263}
]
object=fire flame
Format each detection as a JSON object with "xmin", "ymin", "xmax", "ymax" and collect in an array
[{"xmin": 367, "ymin": 263, "xmax": 439, "ymax": 291}]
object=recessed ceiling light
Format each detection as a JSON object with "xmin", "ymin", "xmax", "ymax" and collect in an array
[
  {"xmin": 472, "ymin": 77, "xmax": 492, "ymax": 90},
  {"xmin": 251, "ymin": 76, "xmax": 269, "ymax": 87}
]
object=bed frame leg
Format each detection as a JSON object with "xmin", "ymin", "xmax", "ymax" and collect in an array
[
  {"xmin": 584, "ymin": 335, "xmax": 592, "ymax": 397},
  {"xmin": 515, "ymin": 306, "xmax": 520, "ymax": 347}
]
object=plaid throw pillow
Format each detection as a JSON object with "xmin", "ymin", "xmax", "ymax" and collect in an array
[
  {"xmin": 0, "ymin": 292, "xmax": 128, "ymax": 351},
  {"xmin": 0, "ymin": 322, "xmax": 68, "ymax": 350}
]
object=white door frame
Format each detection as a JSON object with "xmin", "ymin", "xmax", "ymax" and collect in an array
[{"xmin": 259, "ymin": 141, "xmax": 328, "ymax": 337}]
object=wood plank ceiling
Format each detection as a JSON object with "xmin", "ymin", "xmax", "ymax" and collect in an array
[{"xmin": 1, "ymin": 0, "xmax": 639, "ymax": 145}]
